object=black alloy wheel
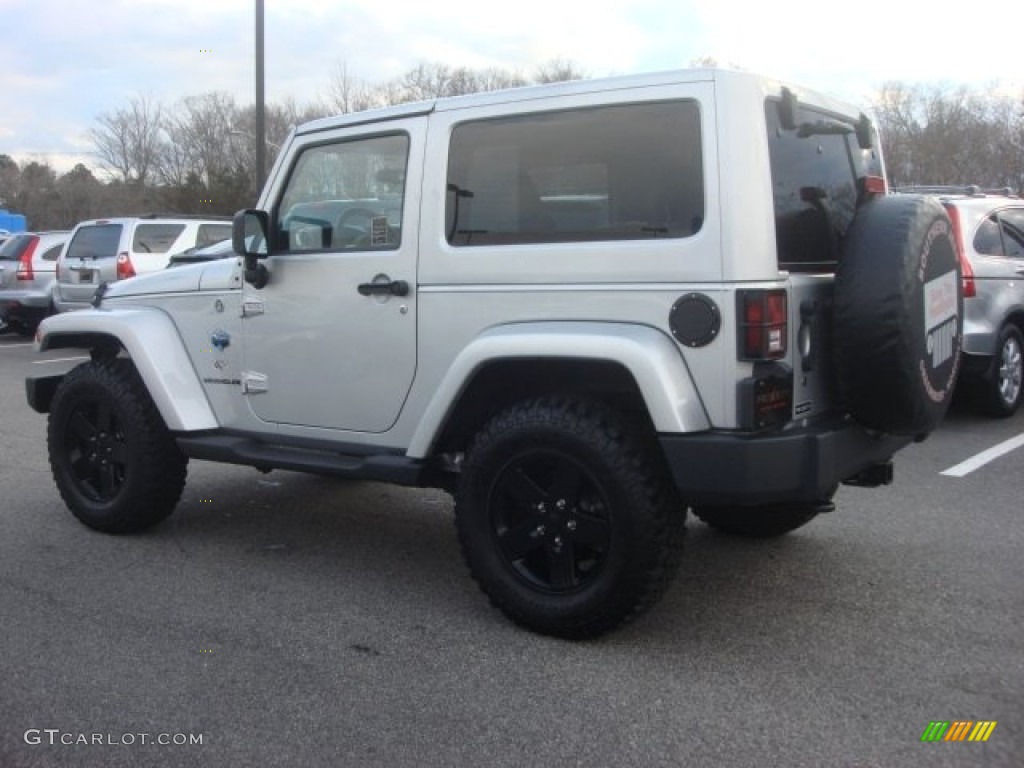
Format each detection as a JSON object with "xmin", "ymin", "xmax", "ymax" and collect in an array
[
  {"xmin": 488, "ymin": 449, "xmax": 612, "ymax": 593},
  {"xmin": 48, "ymin": 358, "xmax": 187, "ymax": 533},
  {"xmin": 455, "ymin": 397, "xmax": 684, "ymax": 639}
]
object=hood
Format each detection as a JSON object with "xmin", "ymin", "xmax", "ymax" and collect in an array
[{"xmin": 104, "ymin": 257, "xmax": 239, "ymax": 300}]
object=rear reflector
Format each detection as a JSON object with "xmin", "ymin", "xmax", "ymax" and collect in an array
[
  {"xmin": 861, "ymin": 175, "xmax": 887, "ymax": 196},
  {"xmin": 942, "ymin": 203, "xmax": 975, "ymax": 298},
  {"xmin": 116, "ymin": 251, "xmax": 136, "ymax": 279},
  {"xmin": 738, "ymin": 289, "xmax": 788, "ymax": 360}
]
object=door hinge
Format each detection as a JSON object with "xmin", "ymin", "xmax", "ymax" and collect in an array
[
  {"xmin": 241, "ymin": 371, "xmax": 268, "ymax": 394},
  {"xmin": 242, "ymin": 297, "xmax": 265, "ymax": 317}
]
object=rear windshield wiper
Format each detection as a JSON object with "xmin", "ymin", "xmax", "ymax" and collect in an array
[
  {"xmin": 779, "ymin": 87, "xmax": 875, "ymax": 150},
  {"xmin": 797, "ymin": 120, "xmax": 853, "ymax": 138}
]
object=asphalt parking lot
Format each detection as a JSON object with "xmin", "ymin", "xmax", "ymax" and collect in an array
[{"xmin": 0, "ymin": 331, "xmax": 1021, "ymax": 768}]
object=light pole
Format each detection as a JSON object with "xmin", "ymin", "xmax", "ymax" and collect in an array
[{"xmin": 255, "ymin": 0, "xmax": 266, "ymax": 192}]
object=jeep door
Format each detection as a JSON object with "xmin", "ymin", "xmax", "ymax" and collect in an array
[{"xmin": 240, "ymin": 120, "xmax": 422, "ymax": 433}]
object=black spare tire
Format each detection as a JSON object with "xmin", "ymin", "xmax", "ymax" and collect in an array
[{"xmin": 834, "ymin": 195, "xmax": 962, "ymax": 436}]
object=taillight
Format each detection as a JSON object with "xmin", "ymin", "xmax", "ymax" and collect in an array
[
  {"xmin": 16, "ymin": 238, "xmax": 39, "ymax": 281},
  {"xmin": 116, "ymin": 251, "xmax": 136, "ymax": 279},
  {"xmin": 942, "ymin": 203, "xmax": 974, "ymax": 298},
  {"xmin": 738, "ymin": 289, "xmax": 788, "ymax": 360},
  {"xmin": 859, "ymin": 174, "xmax": 888, "ymax": 198}
]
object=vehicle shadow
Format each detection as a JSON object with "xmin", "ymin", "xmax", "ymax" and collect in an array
[{"xmin": 147, "ymin": 467, "xmax": 934, "ymax": 657}]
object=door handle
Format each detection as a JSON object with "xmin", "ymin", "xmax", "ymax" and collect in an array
[{"xmin": 358, "ymin": 279, "xmax": 409, "ymax": 297}]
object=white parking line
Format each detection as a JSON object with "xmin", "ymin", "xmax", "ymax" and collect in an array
[
  {"xmin": 0, "ymin": 343, "xmax": 34, "ymax": 348},
  {"xmin": 940, "ymin": 433, "xmax": 1024, "ymax": 477},
  {"xmin": 32, "ymin": 356, "xmax": 90, "ymax": 365}
]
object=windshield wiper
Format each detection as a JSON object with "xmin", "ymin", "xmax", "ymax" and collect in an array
[
  {"xmin": 797, "ymin": 120, "xmax": 853, "ymax": 138},
  {"xmin": 779, "ymin": 87, "xmax": 875, "ymax": 149}
]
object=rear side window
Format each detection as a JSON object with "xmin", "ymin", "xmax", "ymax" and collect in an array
[
  {"xmin": 446, "ymin": 101, "xmax": 704, "ymax": 246},
  {"xmin": 975, "ymin": 209, "xmax": 1024, "ymax": 257},
  {"xmin": 765, "ymin": 100, "xmax": 883, "ymax": 272},
  {"xmin": 999, "ymin": 209, "xmax": 1024, "ymax": 257},
  {"xmin": 196, "ymin": 224, "xmax": 232, "ymax": 249},
  {"xmin": 0, "ymin": 235, "xmax": 34, "ymax": 261},
  {"xmin": 973, "ymin": 215, "xmax": 1004, "ymax": 256},
  {"xmin": 67, "ymin": 225, "xmax": 122, "ymax": 260},
  {"xmin": 133, "ymin": 224, "xmax": 186, "ymax": 254}
]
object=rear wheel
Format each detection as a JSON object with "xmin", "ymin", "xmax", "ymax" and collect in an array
[
  {"xmin": 978, "ymin": 325, "xmax": 1023, "ymax": 417},
  {"xmin": 48, "ymin": 358, "xmax": 187, "ymax": 533},
  {"xmin": 455, "ymin": 397, "xmax": 684, "ymax": 639}
]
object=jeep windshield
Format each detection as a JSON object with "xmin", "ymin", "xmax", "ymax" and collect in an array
[{"xmin": 766, "ymin": 98, "xmax": 884, "ymax": 272}]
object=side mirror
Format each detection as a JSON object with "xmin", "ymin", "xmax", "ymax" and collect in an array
[
  {"xmin": 233, "ymin": 209, "xmax": 270, "ymax": 289},
  {"xmin": 233, "ymin": 209, "xmax": 269, "ymax": 257}
]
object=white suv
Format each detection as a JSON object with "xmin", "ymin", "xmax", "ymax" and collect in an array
[
  {"xmin": 28, "ymin": 70, "xmax": 962, "ymax": 638},
  {"xmin": 53, "ymin": 215, "xmax": 231, "ymax": 312}
]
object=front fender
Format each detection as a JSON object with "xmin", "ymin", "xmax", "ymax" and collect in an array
[
  {"xmin": 407, "ymin": 321, "xmax": 709, "ymax": 457},
  {"xmin": 36, "ymin": 308, "xmax": 218, "ymax": 432}
]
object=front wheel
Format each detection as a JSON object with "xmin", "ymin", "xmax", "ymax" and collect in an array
[
  {"xmin": 48, "ymin": 358, "xmax": 187, "ymax": 533},
  {"xmin": 978, "ymin": 325, "xmax": 1023, "ymax": 417},
  {"xmin": 455, "ymin": 397, "xmax": 684, "ymax": 639}
]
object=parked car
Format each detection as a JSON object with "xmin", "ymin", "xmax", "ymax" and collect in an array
[
  {"xmin": 896, "ymin": 186, "xmax": 1024, "ymax": 416},
  {"xmin": 53, "ymin": 215, "xmax": 231, "ymax": 312},
  {"xmin": 0, "ymin": 230, "xmax": 69, "ymax": 335},
  {"xmin": 29, "ymin": 69, "xmax": 962, "ymax": 638},
  {"xmin": 166, "ymin": 237, "xmax": 235, "ymax": 267}
]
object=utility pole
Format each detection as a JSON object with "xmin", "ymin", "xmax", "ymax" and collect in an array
[{"xmin": 255, "ymin": 0, "xmax": 266, "ymax": 194}]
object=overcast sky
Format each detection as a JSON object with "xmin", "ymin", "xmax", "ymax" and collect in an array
[{"xmin": 2, "ymin": 0, "xmax": 1022, "ymax": 175}]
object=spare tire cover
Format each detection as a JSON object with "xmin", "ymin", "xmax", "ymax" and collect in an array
[{"xmin": 834, "ymin": 195, "xmax": 962, "ymax": 435}]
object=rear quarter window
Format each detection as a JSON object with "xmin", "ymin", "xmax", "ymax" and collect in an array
[
  {"xmin": 41, "ymin": 243, "xmax": 64, "ymax": 261},
  {"xmin": 445, "ymin": 100, "xmax": 704, "ymax": 246}
]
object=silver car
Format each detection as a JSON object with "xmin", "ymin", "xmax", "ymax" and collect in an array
[
  {"xmin": 53, "ymin": 215, "xmax": 231, "ymax": 312},
  {"xmin": 0, "ymin": 230, "xmax": 69, "ymax": 335},
  {"xmin": 899, "ymin": 187, "xmax": 1024, "ymax": 415}
]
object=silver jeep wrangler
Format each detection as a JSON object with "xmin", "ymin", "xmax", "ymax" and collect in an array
[{"xmin": 27, "ymin": 69, "xmax": 962, "ymax": 638}]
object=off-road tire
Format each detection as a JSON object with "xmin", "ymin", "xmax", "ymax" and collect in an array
[
  {"xmin": 834, "ymin": 195, "xmax": 962, "ymax": 436},
  {"xmin": 693, "ymin": 504, "xmax": 821, "ymax": 538},
  {"xmin": 48, "ymin": 358, "xmax": 187, "ymax": 533},
  {"xmin": 978, "ymin": 325, "xmax": 1023, "ymax": 417},
  {"xmin": 455, "ymin": 397, "xmax": 684, "ymax": 639}
]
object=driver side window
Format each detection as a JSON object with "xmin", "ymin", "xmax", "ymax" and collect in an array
[{"xmin": 276, "ymin": 133, "xmax": 409, "ymax": 253}]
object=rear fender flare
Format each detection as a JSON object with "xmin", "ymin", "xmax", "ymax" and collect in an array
[{"xmin": 407, "ymin": 321, "xmax": 709, "ymax": 458}]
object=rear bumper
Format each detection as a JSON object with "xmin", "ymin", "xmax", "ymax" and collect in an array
[
  {"xmin": 659, "ymin": 420, "xmax": 912, "ymax": 505},
  {"xmin": 0, "ymin": 288, "xmax": 52, "ymax": 309}
]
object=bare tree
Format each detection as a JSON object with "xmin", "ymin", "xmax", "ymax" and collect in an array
[
  {"xmin": 324, "ymin": 62, "xmax": 382, "ymax": 114},
  {"xmin": 56, "ymin": 164, "xmax": 105, "ymax": 226},
  {"xmin": 873, "ymin": 81, "xmax": 1024, "ymax": 192},
  {"xmin": 533, "ymin": 58, "xmax": 587, "ymax": 84},
  {"xmin": 0, "ymin": 154, "xmax": 19, "ymax": 209},
  {"xmin": 89, "ymin": 94, "xmax": 164, "ymax": 185}
]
